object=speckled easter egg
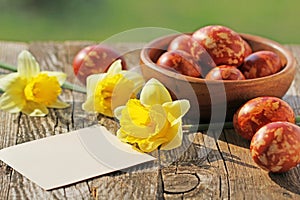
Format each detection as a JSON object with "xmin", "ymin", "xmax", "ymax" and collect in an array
[
  {"xmin": 233, "ymin": 96, "xmax": 295, "ymax": 140},
  {"xmin": 240, "ymin": 50, "xmax": 282, "ymax": 79},
  {"xmin": 205, "ymin": 65, "xmax": 245, "ymax": 80},
  {"xmin": 250, "ymin": 121, "xmax": 300, "ymax": 173},
  {"xmin": 73, "ymin": 45, "xmax": 126, "ymax": 85},
  {"xmin": 156, "ymin": 50, "xmax": 202, "ymax": 77},
  {"xmin": 168, "ymin": 34, "xmax": 216, "ymax": 75},
  {"xmin": 192, "ymin": 25, "xmax": 248, "ymax": 66}
]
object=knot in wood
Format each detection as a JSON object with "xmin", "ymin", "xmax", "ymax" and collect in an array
[{"xmin": 163, "ymin": 173, "xmax": 199, "ymax": 194}]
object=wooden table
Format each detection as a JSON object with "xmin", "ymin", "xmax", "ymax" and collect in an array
[{"xmin": 0, "ymin": 41, "xmax": 299, "ymax": 200}]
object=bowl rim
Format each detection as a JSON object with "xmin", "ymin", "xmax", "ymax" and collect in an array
[{"xmin": 140, "ymin": 32, "xmax": 296, "ymax": 85}]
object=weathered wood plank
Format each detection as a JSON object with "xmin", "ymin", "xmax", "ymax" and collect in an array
[
  {"xmin": 0, "ymin": 42, "xmax": 28, "ymax": 200},
  {"xmin": 0, "ymin": 41, "xmax": 300, "ymax": 200},
  {"xmin": 218, "ymin": 129, "xmax": 296, "ymax": 199},
  {"xmin": 79, "ymin": 43, "xmax": 162, "ymax": 199},
  {"xmin": 0, "ymin": 41, "xmax": 28, "ymax": 68}
]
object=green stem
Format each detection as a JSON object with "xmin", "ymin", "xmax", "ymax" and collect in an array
[
  {"xmin": 0, "ymin": 62, "xmax": 17, "ymax": 72},
  {"xmin": 0, "ymin": 62, "xmax": 86, "ymax": 94},
  {"xmin": 296, "ymin": 115, "xmax": 300, "ymax": 125},
  {"xmin": 183, "ymin": 116, "xmax": 300, "ymax": 131},
  {"xmin": 183, "ymin": 121, "xmax": 233, "ymax": 131},
  {"xmin": 62, "ymin": 81, "xmax": 86, "ymax": 93},
  {"xmin": 1, "ymin": 62, "xmax": 300, "ymax": 130}
]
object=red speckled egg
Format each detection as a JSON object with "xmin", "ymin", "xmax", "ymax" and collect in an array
[
  {"xmin": 243, "ymin": 39, "xmax": 253, "ymax": 57},
  {"xmin": 205, "ymin": 65, "xmax": 245, "ymax": 80},
  {"xmin": 250, "ymin": 121, "xmax": 300, "ymax": 173},
  {"xmin": 233, "ymin": 96, "xmax": 295, "ymax": 140},
  {"xmin": 168, "ymin": 34, "xmax": 216, "ymax": 75},
  {"xmin": 192, "ymin": 25, "xmax": 247, "ymax": 66},
  {"xmin": 73, "ymin": 45, "xmax": 126, "ymax": 85},
  {"xmin": 157, "ymin": 50, "xmax": 202, "ymax": 77},
  {"xmin": 240, "ymin": 50, "xmax": 282, "ymax": 79}
]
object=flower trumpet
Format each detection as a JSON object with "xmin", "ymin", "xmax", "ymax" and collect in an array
[
  {"xmin": 0, "ymin": 50, "xmax": 69, "ymax": 116},
  {"xmin": 114, "ymin": 78, "xmax": 190, "ymax": 152},
  {"xmin": 82, "ymin": 60, "xmax": 144, "ymax": 117}
]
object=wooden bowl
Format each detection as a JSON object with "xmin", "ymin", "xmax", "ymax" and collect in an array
[{"xmin": 140, "ymin": 33, "xmax": 296, "ymax": 123}]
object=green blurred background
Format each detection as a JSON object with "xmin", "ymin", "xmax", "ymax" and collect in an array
[{"xmin": 0, "ymin": 0, "xmax": 299, "ymax": 43}]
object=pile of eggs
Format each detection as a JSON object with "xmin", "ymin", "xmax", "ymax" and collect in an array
[
  {"xmin": 156, "ymin": 25, "xmax": 284, "ymax": 80},
  {"xmin": 71, "ymin": 25, "xmax": 299, "ymax": 174},
  {"xmin": 234, "ymin": 96, "xmax": 300, "ymax": 173},
  {"xmin": 157, "ymin": 26, "xmax": 300, "ymax": 173}
]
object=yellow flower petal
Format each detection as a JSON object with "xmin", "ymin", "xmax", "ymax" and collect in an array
[
  {"xmin": 149, "ymin": 104, "xmax": 168, "ymax": 136},
  {"xmin": 111, "ymin": 75, "xmax": 137, "ymax": 111},
  {"xmin": 121, "ymin": 70, "xmax": 145, "ymax": 94},
  {"xmin": 117, "ymin": 130, "xmax": 166, "ymax": 153},
  {"xmin": 0, "ymin": 76, "xmax": 27, "ymax": 113},
  {"xmin": 140, "ymin": 78, "xmax": 172, "ymax": 106},
  {"xmin": 83, "ymin": 72, "xmax": 138, "ymax": 117},
  {"xmin": 85, "ymin": 74, "xmax": 105, "ymax": 97},
  {"xmin": 119, "ymin": 99, "xmax": 153, "ymax": 138},
  {"xmin": 17, "ymin": 50, "xmax": 40, "ymax": 79},
  {"xmin": 83, "ymin": 60, "xmax": 144, "ymax": 117},
  {"xmin": 117, "ymin": 99, "xmax": 178, "ymax": 152},
  {"xmin": 0, "ymin": 50, "xmax": 68, "ymax": 116},
  {"xmin": 106, "ymin": 59, "xmax": 122, "ymax": 76},
  {"xmin": 82, "ymin": 96, "xmax": 95, "ymax": 112},
  {"xmin": 163, "ymin": 99, "xmax": 190, "ymax": 126},
  {"xmin": 91, "ymin": 74, "xmax": 126, "ymax": 117},
  {"xmin": 114, "ymin": 105, "xmax": 125, "ymax": 120},
  {"xmin": 48, "ymin": 99, "xmax": 69, "ymax": 108},
  {"xmin": 115, "ymin": 79, "xmax": 190, "ymax": 152},
  {"xmin": 160, "ymin": 123, "xmax": 182, "ymax": 150},
  {"xmin": 24, "ymin": 74, "xmax": 62, "ymax": 106},
  {"xmin": 0, "ymin": 93, "xmax": 23, "ymax": 113},
  {"xmin": 42, "ymin": 71, "xmax": 67, "ymax": 85},
  {"xmin": 0, "ymin": 73, "xmax": 19, "ymax": 91},
  {"xmin": 22, "ymin": 101, "xmax": 49, "ymax": 116}
]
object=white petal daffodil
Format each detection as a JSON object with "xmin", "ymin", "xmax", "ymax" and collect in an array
[
  {"xmin": 82, "ymin": 59, "xmax": 145, "ymax": 117},
  {"xmin": 114, "ymin": 78, "xmax": 190, "ymax": 153},
  {"xmin": 0, "ymin": 50, "xmax": 69, "ymax": 116}
]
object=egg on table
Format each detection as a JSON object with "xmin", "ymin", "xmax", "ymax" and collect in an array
[
  {"xmin": 233, "ymin": 96, "xmax": 295, "ymax": 140},
  {"xmin": 250, "ymin": 121, "xmax": 300, "ymax": 173}
]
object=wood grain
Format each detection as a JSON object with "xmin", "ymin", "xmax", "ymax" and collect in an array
[{"xmin": 0, "ymin": 41, "xmax": 299, "ymax": 200}]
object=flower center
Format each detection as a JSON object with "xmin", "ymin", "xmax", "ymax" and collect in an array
[
  {"xmin": 24, "ymin": 74, "xmax": 61, "ymax": 105},
  {"xmin": 94, "ymin": 74, "xmax": 129, "ymax": 116},
  {"xmin": 127, "ymin": 99, "xmax": 151, "ymax": 126},
  {"xmin": 118, "ymin": 99, "xmax": 173, "ymax": 152}
]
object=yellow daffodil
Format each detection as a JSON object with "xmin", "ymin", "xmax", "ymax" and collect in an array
[
  {"xmin": 82, "ymin": 59, "xmax": 144, "ymax": 117},
  {"xmin": 114, "ymin": 78, "xmax": 190, "ymax": 153},
  {"xmin": 0, "ymin": 50, "xmax": 69, "ymax": 116}
]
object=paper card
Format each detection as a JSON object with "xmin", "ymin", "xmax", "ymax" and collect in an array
[{"xmin": 0, "ymin": 125, "xmax": 156, "ymax": 190}]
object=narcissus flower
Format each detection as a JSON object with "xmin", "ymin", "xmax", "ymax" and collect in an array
[
  {"xmin": 82, "ymin": 60, "xmax": 144, "ymax": 117},
  {"xmin": 0, "ymin": 50, "xmax": 69, "ymax": 116},
  {"xmin": 114, "ymin": 78, "xmax": 190, "ymax": 152}
]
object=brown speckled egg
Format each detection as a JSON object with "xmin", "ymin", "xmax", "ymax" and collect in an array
[
  {"xmin": 168, "ymin": 34, "xmax": 216, "ymax": 75},
  {"xmin": 233, "ymin": 96, "xmax": 295, "ymax": 140},
  {"xmin": 205, "ymin": 65, "xmax": 245, "ymax": 80},
  {"xmin": 243, "ymin": 39, "xmax": 253, "ymax": 57},
  {"xmin": 240, "ymin": 50, "xmax": 282, "ymax": 79},
  {"xmin": 157, "ymin": 50, "xmax": 202, "ymax": 77},
  {"xmin": 250, "ymin": 121, "xmax": 300, "ymax": 173},
  {"xmin": 192, "ymin": 25, "xmax": 247, "ymax": 66},
  {"xmin": 73, "ymin": 45, "xmax": 126, "ymax": 85}
]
